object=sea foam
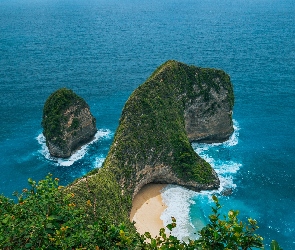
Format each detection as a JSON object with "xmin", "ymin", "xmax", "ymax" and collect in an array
[
  {"xmin": 192, "ymin": 120, "xmax": 241, "ymax": 195},
  {"xmin": 160, "ymin": 120, "xmax": 241, "ymax": 239},
  {"xmin": 36, "ymin": 129, "xmax": 111, "ymax": 166},
  {"xmin": 160, "ymin": 185, "xmax": 199, "ymax": 241},
  {"xmin": 94, "ymin": 156, "xmax": 105, "ymax": 168}
]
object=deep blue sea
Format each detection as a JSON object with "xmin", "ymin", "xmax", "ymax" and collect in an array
[{"xmin": 0, "ymin": 0, "xmax": 294, "ymax": 248}]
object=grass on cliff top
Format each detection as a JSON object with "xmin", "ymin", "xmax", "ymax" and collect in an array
[
  {"xmin": 42, "ymin": 88, "xmax": 88, "ymax": 147},
  {"xmin": 70, "ymin": 168, "xmax": 133, "ymax": 229}
]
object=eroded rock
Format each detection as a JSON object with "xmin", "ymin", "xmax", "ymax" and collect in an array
[
  {"xmin": 42, "ymin": 88, "xmax": 97, "ymax": 158},
  {"xmin": 69, "ymin": 60, "xmax": 235, "ymax": 226},
  {"xmin": 102, "ymin": 60, "xmax": 234, "ymax": 198}
]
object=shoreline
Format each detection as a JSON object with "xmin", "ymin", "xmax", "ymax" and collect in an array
[{"xmin": 130, "ymin": 184, "xmax": 167, "ymax": 237}]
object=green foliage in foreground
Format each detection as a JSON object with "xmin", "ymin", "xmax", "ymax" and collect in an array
[
  {"xmin": 195, "ymin": 196, "xmax": 263, "ymax": 249},
  {"xmin": 0, "ymin": 175, "xmax": 138, "ymax": 249},
  {"xmin": 0, "ymin": 176, "xmax": 282, "ymax": 249}
]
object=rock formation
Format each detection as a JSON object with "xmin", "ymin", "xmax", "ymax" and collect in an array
[
  {"xmin": 69, "ymin": 60, "xmax": 234, "ymax": 226},
  {"xmin": 103, "ymin": 60, "xmax": 234, "ymax": 197},
  {"xmin": 42, "ymin": 88, "xmax": 97, "ymax": 158},
  {"xmin": 184, "ymin": 73, "xmax": 234, "ymax": 143}
]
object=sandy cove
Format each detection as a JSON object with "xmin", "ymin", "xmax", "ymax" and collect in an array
[{"xmin": 130, "ymin": 184, "xmax": 167, "ymax": 237}]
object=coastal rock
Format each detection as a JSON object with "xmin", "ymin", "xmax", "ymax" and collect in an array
[
  {"xmin": 69, "ymin": 60, "xmax": 234, "ymax": 226},
  {"xmin": 221, "ymin": 188, "xmax": 233, "ymax": 196},
  {"xmin": 184, "ymin": 75, "xmax": 234, "ymax": 143},
  {"xmin": 42, "ymin": 88, "xmax": 97, "ymax": 158},
  {"xmin": 102, "ymin": 60, "xmax": 234, "ymax": 198}
]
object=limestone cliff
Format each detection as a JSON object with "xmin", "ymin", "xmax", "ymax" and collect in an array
[
  {"xmin": 101, "ymin": 60, "xmax": 233, "ymax": 197},
  {"xmin": 184, "ymin": 72, "xmax": 234, "ymax": 143},
  {"xmin": 69, "ymin": 60, "xmax": 234, "ymax": 226},
  {"xmin": 42, "ymin": 88, "xmax": 97, "ymax": 158}
]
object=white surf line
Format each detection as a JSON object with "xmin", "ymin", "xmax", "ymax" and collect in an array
[
  {"xmin": 160, "ymin": 120, "xmax": 241, "ymax": 240},
  {"xmin": 37, "ymin": 129, "xmax": 111, "ymax": 166},
  {"xmin": 160, "ymin": 185, "xmax": 198, "ymax": 241}
]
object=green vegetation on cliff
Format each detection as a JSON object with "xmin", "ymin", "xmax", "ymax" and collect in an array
[
  {"xmin": 42, "ymin": 88, "xmax": 97, "ymax": 158},
  {"xmin": 70, "ymin": 168, "xmax": 133, "ymax": 228},
  {"xmin": 42, "ymin": 88, "xmax": 86, "ymax": 148}
]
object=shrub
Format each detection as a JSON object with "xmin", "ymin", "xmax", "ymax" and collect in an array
[
  {"xmin": 0, "ymin": 176, "xmax": 282, "ymax": 250},
  {"xmin": 0, "ymin": 175, "xmax": 138, "ymax": 249}
]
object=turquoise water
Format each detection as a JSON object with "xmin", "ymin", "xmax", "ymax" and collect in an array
[{"xmin": 0, "ymin": 0, "xmax": 294, "ymax": 248}]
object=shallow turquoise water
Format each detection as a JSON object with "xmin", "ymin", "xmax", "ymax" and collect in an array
[{"xmin": 0, "ymin": 0, "xmax": 294, "ymax": 248}]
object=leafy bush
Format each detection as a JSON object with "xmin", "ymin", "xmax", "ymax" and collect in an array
[
  {"xmin": 195, "ymin": 195, "xmax": 264, "ymax": 249},
  {"xmin": 0, "ymin": 175, "xmax": 138, "ymax": 249},
  {"xmin": 0, "ymin": 176, "xmax": 282, "ymax": 249}
]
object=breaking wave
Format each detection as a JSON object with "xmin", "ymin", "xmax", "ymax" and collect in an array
[
  {"xmin": 36, "ymin": 129, "xmax": 111, "ymax": 166},
  {"xmin": 160, "ymin": 120, "xmax": 241, "ymax": 239}
]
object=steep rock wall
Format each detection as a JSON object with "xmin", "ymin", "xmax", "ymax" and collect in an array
[{"xmin": 184, "ymin": 70, "xmax": 234, "ymax": 142}]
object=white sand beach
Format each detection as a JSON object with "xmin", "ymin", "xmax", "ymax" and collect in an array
[{"xmin": 130, "ymin": 184, "xmax": 167, "ymax": 237}]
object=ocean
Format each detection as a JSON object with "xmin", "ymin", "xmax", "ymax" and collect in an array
[{"xmin": 0, "ymin": 0, "xmax": 294, "ymax": 248}]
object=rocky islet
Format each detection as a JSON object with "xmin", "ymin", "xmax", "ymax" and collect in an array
[{"xmin": 42, "ymin": 88, "xmax": 97, "ymax": 158}]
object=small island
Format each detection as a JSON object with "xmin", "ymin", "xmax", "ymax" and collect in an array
[{"xmin": 42, "ymin": 88, "xmax": 97, "ymax": 158}]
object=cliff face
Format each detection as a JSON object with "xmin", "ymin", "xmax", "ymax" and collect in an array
[
  {"xmin": 184, "ymin": 69, "xmax": 234, "ymax": 143},
  {"xmin": 42, "ymin": 88, "xmax": 97, "ymax": 158}
]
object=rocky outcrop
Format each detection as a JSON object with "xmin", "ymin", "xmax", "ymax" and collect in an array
[
  {"xmin": 68, "ymin": 60, "xmax": 234, "ymax": 226},
  {"xmin": 184, "ymin": 74, "xmax": 234, "ymax": 143},
  {"xmin": 100, "ymin": 60, "xmax": 234, "ymax": 198},
  {"xmin": 42, "ymin": 88, "xmax": 97, "ymax": 158},
  {"xmin": 133, "ymin": 164, "xmax": 219, "ymax": 198}
]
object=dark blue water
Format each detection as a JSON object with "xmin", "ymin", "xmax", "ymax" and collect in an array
[{"xmin": 0, "ymin": 0, "xmax": 294, "ymax": 248}]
